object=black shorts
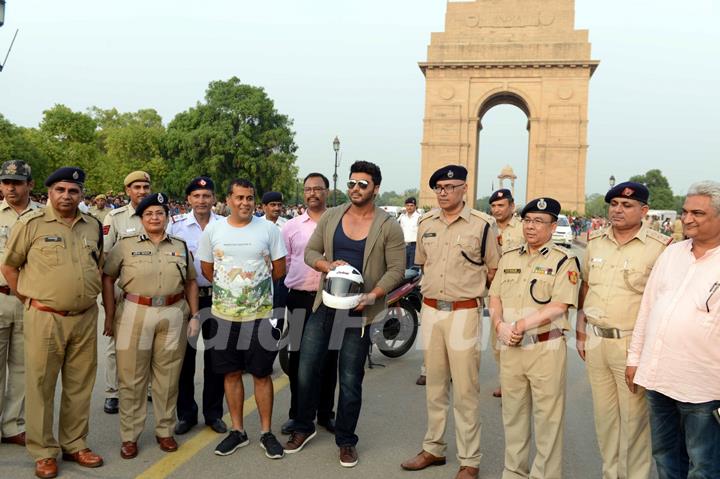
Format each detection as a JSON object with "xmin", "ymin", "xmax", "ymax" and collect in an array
[{"xmin": 207, "ymin": 317, "xmax": 281, "ymax": 378}]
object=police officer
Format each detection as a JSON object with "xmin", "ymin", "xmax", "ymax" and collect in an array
[
  {"xmin": 169, "ymin": 177, "xmax": 227, "ymax": 435},
  {"xmin": 0, "ymin": 161, "xmax": 41, "ymax": 448},
  {"xmin": 576, "ymin": 182, "xmax": 671, "ymax": 479},
  {"xmin": 488, "ymin": 197, "xmax": 580, "ymax": 479},
  {"xmin": 488, "ymin": 188, "xmax": 524, "ymax": 398},
  {"xmin": 261, "ymin": 191, "xmax": 288, "ymax": 229},
  {"xmin": 1, "ymin": 167, "xmax": 104, "ymax": 479},
  {"xmin": 401, "ymin": 165, "xmax": 501, "ymax": 479},
  {"xmin": 102, "ymin": 193, "xmax": 199, "ymax": 459},
  {"xmin": 89, "ymin": 194, "xmax": 111, "ymax": 222},
  {"xmin": 102, "ymin": 171, "xmax": 151, "ymax": 414}
]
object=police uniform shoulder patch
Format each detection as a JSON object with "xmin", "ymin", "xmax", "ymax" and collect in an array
[
  {"xmin": 470, "ymin": 209, "xmax": 495, "ymax": 225},
  {"xmin": 588, "ymin": 228, "xmax": 605, "ymax": 241},
  {"xmin": 418, "ymin": 210, "xmax": 437, "ymax": 224},
  {"xmin": 646, "ymin": 229, "xmax": 673, "ymax": 246},
  {"xmin": 109, "ymin": 205, "xmax": 127, "ymax": 216},
  {"xmin": 504, "ymin": 245, "xmax": 523, "ymax": 255},
  {"xmin": 18, "ymin": 209, "xmax": 45, "ymax": 225}
]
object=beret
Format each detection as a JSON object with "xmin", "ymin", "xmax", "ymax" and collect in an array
[
  {"xmin": 604, "ymin": 181, "xmax": 649, "ymax": 204},
  {"xmin": 521, "ymin": 197, "xmax": 561, "ymax": 219},
  {"xmin": 489, "ymin": 189, "xmax": 513, "ymax": 204},
  {"xmin": 134, "ymin": 192, "xmax": 169, "ymax": 217},
  {"xmin": 429, "ymin": 165, "xmax": 468, "ymax": 189},
  {"xmin": 262, "ymin": 191, "xmax": 283, "ymax": 204},
  {"xmin": 94, "ymin": 194, "xmax": 107, "ymax": 201},
  {"xmin": 0, "ymin": 160, "xmax": 32, "ymax": 181},
  {"xmin": 44, "ymin": 167, "xmax": 85, "ymax": 187},
  {"xmin": 185, "ymin": 176, "xmax": 215, "ymax": 196},
  {"xmin": 404, "ymin": 197, "xmax": 417, "ymax": 205},
  {"xmin": 124, "ymin": 171, "xmax": 151, "ymax": 187}
]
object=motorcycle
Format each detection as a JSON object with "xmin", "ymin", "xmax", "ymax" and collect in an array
[{"xmin": 278, "ymin": 268, "xmax": 423, "ymax": 375}]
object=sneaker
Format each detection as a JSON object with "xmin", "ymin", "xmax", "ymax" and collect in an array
[
  {"xmin": 339, "ymin": 445, "xmax": 358, "ymax": 467},
  {"xmin": 214, "ymin": 430, "xmax": 249, "ymax": 456},
  {"xmin": 259, "ymin": 432, "xmax": 285, "ymax": 459},
  {"xmin": 284, "ymin": 430, "xmax": 316, "ymax": 454}
]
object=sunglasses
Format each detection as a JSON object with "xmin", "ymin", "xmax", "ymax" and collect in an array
[{"xmin": 347, "ymin": 179, "xmax": 371, "ymax": 190}]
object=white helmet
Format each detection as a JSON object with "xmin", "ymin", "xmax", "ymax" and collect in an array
[{"xmin": 322, "ymin": 264, "xmax": 364, "ymax": 310}]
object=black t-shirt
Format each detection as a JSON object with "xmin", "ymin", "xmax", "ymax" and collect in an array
[{"xmin": 333, "ymin": 221, "xmax": 366, "ymax": 274}]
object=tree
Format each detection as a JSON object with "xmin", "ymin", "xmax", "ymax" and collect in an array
[
  {"xmin": 163, "ymin": 77, "xmax": 298, "ymax": 198},
  {"xmin": 0, "ymin": 114, "xmax": 52, "ymax": 185},
  {"xmin": 475, "ymin": 196, "xmax": 490, "ymax": 212},
  {"xmin": 584, "ymin": 193, "xmax": 607, "ymax": 217},
  {"xmin": 628, "ymin": 169, "xmax": 675, "ymax": 210}
]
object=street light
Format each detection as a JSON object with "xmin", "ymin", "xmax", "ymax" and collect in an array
[
  {"xmin": 0, "ymin": 1, "xmax": 6, "ymax": 28},
  {"xmin": 609, "ymin": 175, "xmax": 616, "ymax": 188},
  {"xmin": 332, "ymin": 136, "xmax": 340, "ymax": 206}
]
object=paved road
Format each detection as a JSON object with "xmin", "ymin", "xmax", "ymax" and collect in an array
[{"xmin": 0, "ymin": 243, "xmax": 659, "ymax": 478}]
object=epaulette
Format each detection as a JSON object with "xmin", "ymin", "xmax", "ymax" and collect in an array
[
  {"xmin": 646, "ymin": 229, "xmax": 673, "ymax": 246},
  {"xmin": 18, "ymin": 209, "xmax": 45, "ymax": 225},
  {"xmin": 168, "ymin": 234, "xmax": 187, "ymax": 245},
  {"xmin": 504, "ymin": 245, "xmax": 524, "ymax": 255},
  {"xmin": 554, "ymin": 245, "xmax": 581, "ymax": 272},
  {"xmin": 418, "ymin": 210, "xmax": 438, "ymax": 224},
  {"xmin": 171, "ymin": 213, "xmax": 187, "ymax": 224},
  {"xmin": 588, "ymin": 228, "xmax": 605, "ymax": 241},
  {"xmin": 108, "ymin": 205, "xmax": 128, "ymax": 216},
  {"xmin": 470, "ymin": 209, "xmax": 496, "ymax": 226},
  {"xmin": 82, "ymin": 212, "xmax": 102, "ymax": 226},
  {"xmin": 552, "ymin": 244, "xmax": 574, "ymax": 257}
]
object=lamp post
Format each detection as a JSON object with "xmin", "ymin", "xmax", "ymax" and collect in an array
[
  {"xmin": 332, "ymin": 136, "xmax": 340, "ymax": 206},
  {"xmin": 0, "ymin": 0, "xmax": 6, "ymax": 28},
  {"xmin": 609, "ymin": 175, "xmax": 616, "ymax": 188}
]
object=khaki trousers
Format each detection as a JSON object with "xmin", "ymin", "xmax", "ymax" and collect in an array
[
  {"xmin": 115, "ymin": 300, "xmax": 187, "ymax": 442},
  {"xmin": 24, "ymin": 304, "xmax": 98, "ymax": 460},
  {"xmin": 0, "ymin": 293, "xmax": 25, "ymax": 438},
  {"xmin": 500, "ymin": 337, "xmax": 566, "ymax": 479},
  {"xmin": 104, "ymin": 284, "xmax": 123, "ymax": 399},
  {"xmin": 420, "ymin": 304, "xmax": 482, "ymax": 468},
  {"xmin": 585, "ymin": 333, "xmax": 651, "ymax": 479}
]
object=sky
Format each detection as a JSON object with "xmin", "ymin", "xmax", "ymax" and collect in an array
[{"xmin": 0, "ymin": 0, "xmax": 718, "ymax": 202}]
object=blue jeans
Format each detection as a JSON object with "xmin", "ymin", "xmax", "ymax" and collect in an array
[
  {"xmin": 294, "ymin": 305, "xmax": 370, "ymax": 446},
  {"xmin": 405, "ymin": 242, "xmax": 416, "ymax": 269},
  {"xmin": 646, "ymin": 390, "xmax": 720, "ymax": 479}
]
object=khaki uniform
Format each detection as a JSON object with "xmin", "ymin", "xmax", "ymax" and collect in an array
[
  {"xmin": 89, "ymin": 205, "xmax": 111, "ymax": 223},
  {"xmin": 415, "ymin": 205, "xmax": 501, "ymax": 468},
  {"xmin": 103, "ymin": 234, "xmax": 194, "ymax": 441},
  {"xmin": 102, "ymin": 204, "xmax": 145, "ymax": 399},
  {"xmin": 489, "ymin": 241, "xmax": 580, "ymax": 479},
  {"xmin": 582, "ymin": 224, "xmax": 671, "ymax": 479},
  {"xmin": 672, "ymin": 218, "xmax": 684, "ymax": 242},
  {"xmin": 0, "ymin": 200, "xmax": 41, "ymax": 439},
  {"xmin": 3, "ymin": 206, "xmax": 103, "ymax": 460}
]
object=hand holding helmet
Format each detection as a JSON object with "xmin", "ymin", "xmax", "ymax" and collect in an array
[{"xmin": 322, "ymin": 264, "xmax": 364, "ymax": 310}]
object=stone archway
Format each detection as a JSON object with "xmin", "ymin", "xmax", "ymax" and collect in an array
[{"xmin": 418, "ymin": 0, "xmax": 599, "ymax": 213}]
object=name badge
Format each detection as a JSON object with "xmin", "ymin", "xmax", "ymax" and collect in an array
[
  {"xmin": 125, "ymin": 227, "xmax": 137, "ymax": 234},
  {"xmin": 44, "ymin": 236, "xmax": 63, "ymax": 243},
  {"xmin": 533, "ymin": 266, "xmax": 554, "ymax": 275},
  {"xmin": 504, "ymin": 268, "xmax": 521, "ymax": 274},
  {"xmin": 422, "ymin": 232, "xmax": 437, "ymax": 238},
  {"xmin": 131, "ymin": 251, "xmax": 152, "ymax": 256}
]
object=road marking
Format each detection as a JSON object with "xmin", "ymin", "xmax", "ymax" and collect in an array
[{"xmin": 136, "ymin": 375, "xmax": 289, "ymax": 479}]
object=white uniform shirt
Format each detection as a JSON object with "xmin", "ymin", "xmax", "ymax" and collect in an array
[
  {"xmin": 398, "ymin": 211, "xmax": 421, "ymax": 243},
  {"xmin": 167, "ymin": 211, "xmax": 220, "ymax": 288}
]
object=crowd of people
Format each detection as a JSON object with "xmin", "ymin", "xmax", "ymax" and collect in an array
[{"xmin": 0, "ymin": 158, "xmax": 717, "ymax": 479}]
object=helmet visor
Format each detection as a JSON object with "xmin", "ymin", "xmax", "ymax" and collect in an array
[{"xmin": 324, "ymin": 277, "xmax": 363, "ymax": 297}]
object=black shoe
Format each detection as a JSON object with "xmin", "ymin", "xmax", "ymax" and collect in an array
[
  {"xmin": 175, "ymin": 418, "xmax": 197, "ymax": 435},
  {"xmin": 103, "ymin": 398, "xmax": 119, "ymax": 414},
  {"xmin": 214, "ymin": 430, "xmax": 249, "ymax": 456},
  {"xmin": 206, "ymin": 418, "xmax": 228, "ymax": 434},
  {"xmin": 317, "ymin": 417, "xmax": 335, "ymax": 434},
  {"xmin": 259, "ymin": 432, "xmax": 285, "ymax": 459},
  {"xmin": 280, "ymin": 419, "xmax": 297, "ymax": 435}
]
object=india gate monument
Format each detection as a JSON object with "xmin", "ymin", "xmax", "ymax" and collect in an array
[{"xmin": 418, "ymin": 0, "xmax": 599, "ymax": 213}]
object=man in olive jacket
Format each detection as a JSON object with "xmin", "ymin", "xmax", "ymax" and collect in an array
[{"xmin": 284, "ymin": 161, "xmax": 405, "ymax": 468}]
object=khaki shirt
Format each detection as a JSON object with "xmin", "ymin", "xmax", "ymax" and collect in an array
[
  {"xmin": 490, "ymin": 241, "xmax": 580, "ymax": 335},
  {"xmin": 499, "ymin": 216, "xmax": 524, "ymax": 254},
  {"xmin": 104, "ymin": 234, "xmax": 196, "ymax": 297},
  {"xmin": 0, "ymin": 200, "xmax": 43, "ymax": 286},
  {"xmin": 103, "ymin": 204, "xmax": 144, "ymax": 252},
  {"xmin": 3, "ymin": 206, "xmax": 103, "ymax": 311},
  {"xmin": 582, "ymin": 224, "xmax": 671, "ymax": 330},
  {"xmin": 89, "ymin": 205, "xmax": 111, "ymax": 223},
  {"xmin": 416, "ymin": 205, "xmax": 501, "ymax": 301}
]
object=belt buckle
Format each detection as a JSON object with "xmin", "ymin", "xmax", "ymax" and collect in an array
[
  {"xmin": 519, "ymin": 334, "xmax": 536, "ymax": 347},
  {"xmin": 151, "ymin": 296, "xmax": 166, "ymax": 307},
  {"xmin": 436, "ymin": 300, "xmax": 453, "ymax": 312}
]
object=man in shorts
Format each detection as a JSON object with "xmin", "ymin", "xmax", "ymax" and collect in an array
[{"xmin": 197, "ymin": 179, "xmax": 287, "ymax": 460}]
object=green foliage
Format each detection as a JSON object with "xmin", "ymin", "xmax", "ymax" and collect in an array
[
  {"xmin": 163, "ymin": 77, "xmax": 298, "ymax": 197},
  {"xmin": 628, "ymin": 169, "xmax": 675, "ymax": 210},
  {"xmin": 377, "ymin": 188, "xmax": 419, "ymax": 207},
  {"xmin": 474, "ymin": 195, "xmax": 490, "ymax": 212},
  {"xmin": 584, "ymin": 193, "xmax": 607, "ymax": 217}
]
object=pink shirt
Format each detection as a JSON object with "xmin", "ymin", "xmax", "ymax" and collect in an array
[
  {"xmin": 282, "ymin": 211, "xmax": 322, "ymax": 292},
  {"xmin": 627, "ymin": 240, "xmax": 720, "ymax": 403}
]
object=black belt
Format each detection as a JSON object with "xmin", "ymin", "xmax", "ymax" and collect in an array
[
  {"xmin": 289, "ymin": 289, "xmax": 316, "ymax": 296},
  {"xmin": 198, "ymin": 287, "xmax": 212, "ymax": 298}
]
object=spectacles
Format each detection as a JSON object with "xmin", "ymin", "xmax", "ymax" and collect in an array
[
  {"xmin": 347, "ymin": 179, "xmax": 370, "ymax": 190},
  {"xmin": 142, "ymin": 212, "xmax": 167, "ymax": 219},
  {"xmin": 432, "ymin": 183, "xmax": 465, "ymax": 194},
  {"xmin": 706, "ymin": 282, "xmax": 719, "ymax": 313},
  {"xmin": 303, "ymin": 187, "xmax": 327, "ymax": 193},
  {"xmin": 521, "ymin": 218, "xmax": 554, "ymax": 226}
]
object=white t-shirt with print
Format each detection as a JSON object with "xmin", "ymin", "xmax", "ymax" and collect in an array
[{"xmin": 197, "ymin": 216, "xmax": 287, "ymax": 322}]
